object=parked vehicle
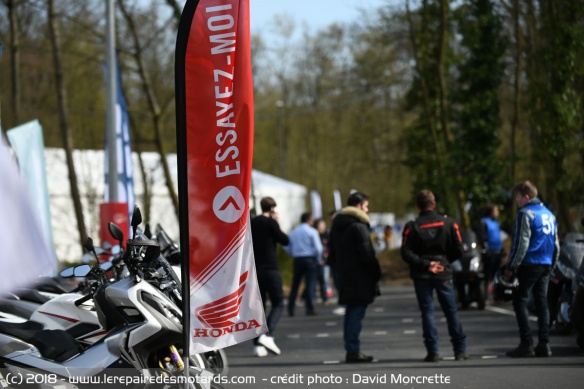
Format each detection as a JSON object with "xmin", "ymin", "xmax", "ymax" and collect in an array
[
  {"xmin": 547, "ymin": 232, "xmax": 584, "ymax": 335},
  {"xmin": 0, "ymin": 209, "xmax": 221, "ymax": 389},
  {"xmin": 452, "ymin": 230, "xmax": 486, "ymax": 310},
  {"xmin": 150, "ymin": 223, "xmax": 229, "ymax": 376},
  {"xmin": 571, "ymin": 219, "xmax": 584, "ymax": 349}
]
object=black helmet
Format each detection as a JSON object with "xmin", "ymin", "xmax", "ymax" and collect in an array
[{"xmin": 493, "ymin": 267, "xmax": 519, "ymax": 302}]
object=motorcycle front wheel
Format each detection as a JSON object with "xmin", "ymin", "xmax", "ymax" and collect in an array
[{"xmin": 203, "ymin": 349, "xmax": 229, "ymax": 376}]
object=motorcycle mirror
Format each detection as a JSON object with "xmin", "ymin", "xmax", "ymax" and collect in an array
[
  {"xmin": 83, "ymin": 236, "xmax": 95, "ymax": 253},
  {"xmin": 131, "ymin": 206, "xmax": 142, "ymax": 240},
  {"xmin": 99, "ymin": 261, "xmax": 113, "ymax": 271},
  {"xmin": 108, "ymin": 222, "xmax": 124, "ymax": 249},
  {"xmin": 74, "ymin": 265, "xmax": 92, "ymax": 277},
  {"xmin": 60, "ymin": 267, "xmax": 75, "ymax": 278}
]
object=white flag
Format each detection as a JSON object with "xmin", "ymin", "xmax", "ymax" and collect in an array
[
  {"xmin": 311, "ymin": 190, "xmax": 323, "ymax": 219},
  {"xmin": 0, "ymin": 138, "xmax": 56, "ymax": 295}
]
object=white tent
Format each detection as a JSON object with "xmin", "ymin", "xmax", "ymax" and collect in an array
[
  {"xmin": 250, "ymin": 169, "xmax": 307, "ymax": 233},
  {"xmin": 44, "ymin": 148, "xmax": 306, "ymax": 262}
]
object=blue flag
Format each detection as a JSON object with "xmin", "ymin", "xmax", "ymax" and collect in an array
[{"xmin": 103, "ymin": 58, "xmax": 135, "ymax": 223}]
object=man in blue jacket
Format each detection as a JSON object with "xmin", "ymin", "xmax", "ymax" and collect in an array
[{"xmin": 504, "ymin": 180, "xmax": 560, "ymax": 358}]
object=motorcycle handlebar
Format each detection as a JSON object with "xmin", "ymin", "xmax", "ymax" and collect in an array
[{"xmin": 75, "ymin": 293, "xmax": 93, "ymax": 306}]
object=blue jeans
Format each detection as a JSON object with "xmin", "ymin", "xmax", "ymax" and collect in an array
[
  {"xmin": 414, "ymin": 278, "xmax": 466, "ymax": 355},
  {"xmin": 255, "ymin": 269, "xmax": 284, "ymax": 344},
  {"xmin": 513, "ymin": 264, "xmax": 551, "ymax": 345},
  {"xmin": 344, "ymin": 305, "xmax": 367, "ymax": 354},
  {"xmin": 288, "ymin": 257, "xmax": 317, "ymax": 315}
]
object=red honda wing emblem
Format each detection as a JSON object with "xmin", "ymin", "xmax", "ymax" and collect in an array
[{"xmin": 195, "ymin": 271, "xmax": 249, "ymax": 328}]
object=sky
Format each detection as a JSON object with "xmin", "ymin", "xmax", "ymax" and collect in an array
[{"xmin": 249, "ymin": 0, "xmax": 391, "ymax": 38}]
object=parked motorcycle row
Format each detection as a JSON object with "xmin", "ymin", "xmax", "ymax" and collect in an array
[
  {"xmin": 451, "ymin": 220, "xmax": 584, "ymax": 351},
  {"xmin": 0, "ymin": 206, "xmax": 227, "ymax": 389},
  {"xmin": 546, "ymin": 220, "xmax": 584, "ymax": 349}
]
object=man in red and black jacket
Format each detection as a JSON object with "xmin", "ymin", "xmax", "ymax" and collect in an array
[{"xmin": 401, "ymin": 189, "xmax": 467, "ymax": 362}]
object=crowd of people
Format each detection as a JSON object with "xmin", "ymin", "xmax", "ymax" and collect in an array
[{"xmin": 250, "ymin": 180, "xmax": 560, "ymax": 363}]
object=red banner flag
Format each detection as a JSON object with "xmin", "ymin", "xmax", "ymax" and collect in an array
[{"xmin": 175, "ymin": 0, "xmax": 266, "ymax": 353}]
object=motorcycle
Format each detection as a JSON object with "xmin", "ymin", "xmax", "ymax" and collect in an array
[
  {"xmin": 571, "ymin": 218, "xmax": 584, "ymax": 349},
  {"xmin": 149, "ymin": 223, "xmax": 229, "ymax": 376},
  {"xmin": 0, "ymin": 209, "xmax": 219, "ymax": 389},
  {"xmin": 452, "ymin": 230, "xmax": 486, "ymax": 310},
  {"xmin": 547, "ymin": 232, "xmax": 584, "ymax": 335},
  {"xmin": 0, "ymin": 276, "xmax": 78, "ymax": 323}
]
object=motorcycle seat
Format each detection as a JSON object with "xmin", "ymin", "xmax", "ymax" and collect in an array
[
  {"xmin": 12, "ymin": 289, "xmax": 52, "ymax": 304},
  {"xmin": 0, "ymin": 319, "xmax": 43, "ymax": 338},
  {"xmin": 0, "ymin": 298, "xmax": 39, "ymax": 320},
  {"xmin": 0, "ymin": 321, "xmax": 82, "ymax": 362}
]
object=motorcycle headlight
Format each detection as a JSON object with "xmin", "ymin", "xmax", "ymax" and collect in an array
[{"xmin": 470, "ymin": 256, "xmax": 481, "ymax": 270}]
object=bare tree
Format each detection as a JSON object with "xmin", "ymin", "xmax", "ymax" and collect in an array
[
  {"xmin": 47, "ymin": 0, "xmax": 87, "ymax": 252},
  {"xmin": 164, "ymin": 0, "xmax": 181, "ymax": 25},
  {"xmin": 118, "ymin": 0, "xmax": 179, "ymax": 218}
]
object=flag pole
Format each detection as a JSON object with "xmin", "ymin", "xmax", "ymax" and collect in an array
[
  {"xmin": 105, "ymin": 0, "xmax": 118, "ymax": 201},
  {"xmin": 175, "ymin": 0, "xmax": 199, "ymax": 382}
]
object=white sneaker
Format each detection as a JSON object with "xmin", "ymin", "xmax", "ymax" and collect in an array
[
  {"xmin": 253, "ymin": 345, "xmax": 268, "ymax": 357},
  {"xmin": 257, "ymin": 334, "xmax": 281, "ymax": 355},
  {"xmin": 332, "ymin": 306, "xmax": 346, "ymax": 316}
]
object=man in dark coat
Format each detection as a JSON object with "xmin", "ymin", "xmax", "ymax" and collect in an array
[
  {"xmin": 401, "ymin": 189, "xmax": 467, "ymax": 362},
  {"xmin": 329, "ymin": 192, "xmax": 381, "ymax": 363},
  {"xmin": 251, "ymin": 197, "xmax": 289, "ymax": 357}
]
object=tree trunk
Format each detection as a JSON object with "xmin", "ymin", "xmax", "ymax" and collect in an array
[
  {"xmin": 405, "ymin": 0, "xmax": 446, "ymax": 177},
  {"xmin": 47, "ymin": 0, "xmax": 87, "ymax": 253},
  {"xmin": 7, "ymin": 0, "xmax": 21, "ymax": 127},
  {"xmin": 510, "ymin": 0, "xmax": 522, "ymax": 185},
  {"xmin": 128, "ymin": 112, "xmax": 152, "ymax": 223},
  {"xmin": 437, "ymin": 0, "xmax": 469, "ymax": 230}
]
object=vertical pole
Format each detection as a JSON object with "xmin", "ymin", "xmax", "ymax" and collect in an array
[
  {"xmin": 276, "ymin": 100, "xmax": 285, "ymax": 178},
  {"xmin": 106, "ymin": 0, "xmax": 118, "ymax": 201}
]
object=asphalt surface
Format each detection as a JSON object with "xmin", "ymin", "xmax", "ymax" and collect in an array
[{"xmin": 222, "ymin": 285, "xmax": 584, "ymax": 389}]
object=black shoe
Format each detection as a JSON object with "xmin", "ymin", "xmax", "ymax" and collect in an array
[
  {"xmin": 306, "ymin": 311, "xmax": 318, "ymax": 316},
  {"xmin": 534, "ymin": 343, "xmax": 552, "ymax": 357},
  {"xmin": 506, "ymin": 344, "xmax": 535, "ymax": 358},
  {"xmin": 346, "ymin": 352, "xmax": 374, "ymax": 363},
  {"xmin": 455, "ymin": 352, "xmax": 469, "ymax": 361},
  {"xmin": 424, "ymin": 353, "xmax": 440, "ymax": 362}
]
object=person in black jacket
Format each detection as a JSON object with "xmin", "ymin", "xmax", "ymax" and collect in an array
[
  {"xmin": 250, "ymin": 197, "xmax": 290, "ymax": 357},
  {"xmin": 401, "ymin": 189, "xmax": 467, "ymax": 362},
  {"xmin": 329, "ymin": 192, "xmax": 381, "ymax": 363}
]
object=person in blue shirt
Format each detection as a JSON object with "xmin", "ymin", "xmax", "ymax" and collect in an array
[
  {"xmin": 504, "ymin": 180, "xmax": 560, "ymax": 358},
  {"xmin": 478, "ymin": 204, "xmax": 505, "ymax": 302},
  {"xmin": 286, "ymin": 212, "xmax": 324, "ymax": 316}
]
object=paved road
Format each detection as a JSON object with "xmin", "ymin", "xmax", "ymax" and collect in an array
[{"xmin": 222, "ymin": 285, "xmax": 584, "ymax": 389}]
